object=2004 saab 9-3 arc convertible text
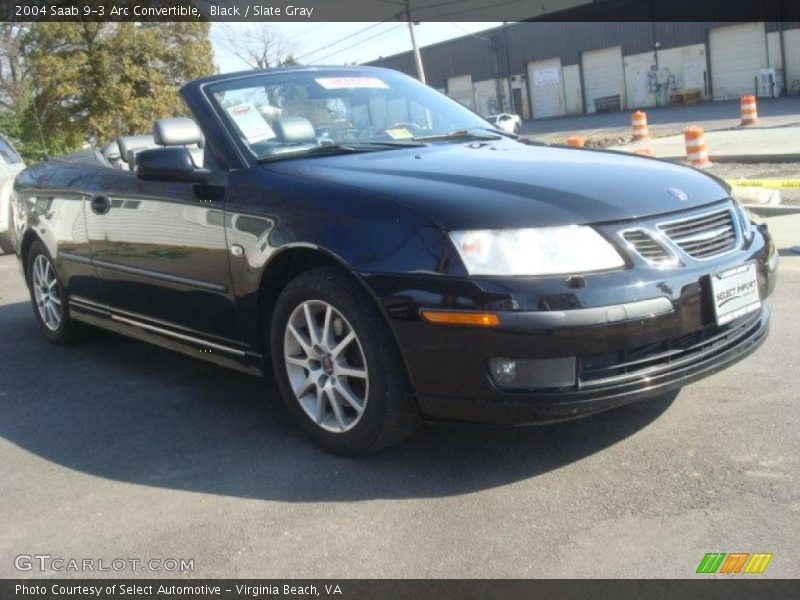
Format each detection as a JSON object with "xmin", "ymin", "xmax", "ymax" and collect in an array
[{"xmin": 10, "ymin": 66, "xmax": 777, "ymax": 454}]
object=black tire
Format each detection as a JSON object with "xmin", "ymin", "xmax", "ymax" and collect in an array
[
  {"xmin": 26, "ymin": 239, "xmax": 84, "ymax": 344},
  {"xmin": 270, "ymin": 266, "xmax": 420, "ymax": 455}
]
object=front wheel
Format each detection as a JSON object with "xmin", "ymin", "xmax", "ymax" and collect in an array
[
  {"xmin": 26, "ymin": 240, "xmax": 84, "ymax": 343},
  {"xmin": 270, "ymin": 266, "xmax": 420, "ymax": 454}
]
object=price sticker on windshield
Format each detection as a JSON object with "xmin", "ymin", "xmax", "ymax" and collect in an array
[
  {"xmin": 226, "ymin": 103, "xmax": 275, "ymax": 144},
  {"xmin": 315, "ymin": 77, "xmax": 389, "ymax": 90}
]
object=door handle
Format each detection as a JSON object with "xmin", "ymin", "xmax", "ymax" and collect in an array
[{"xmin": 90, "ymin": 195, "xmax": 111, "ymax": 215}]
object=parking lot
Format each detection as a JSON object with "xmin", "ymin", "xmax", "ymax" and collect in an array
[
  {"xmin": 520, "ymin": 96, "xmax": 800, "ymax": 146},
  {"xmin": 0, "ymin": 228, "xmax": 798, "ymax": 579}
]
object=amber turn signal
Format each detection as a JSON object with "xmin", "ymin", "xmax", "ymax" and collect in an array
[{"xmin": 420, "ymin": 310, "xmax": 500, "ymax": 327}]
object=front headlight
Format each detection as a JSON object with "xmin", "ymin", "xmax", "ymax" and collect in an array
[
  {"xmin": 449, "ymin": 226, "xmax": 625, "ymax": 276},
  {"xmin": 732, "ymin": 199, "xmax": 754, "ymax": 242}
]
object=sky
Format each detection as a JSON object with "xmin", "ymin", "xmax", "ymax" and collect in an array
[{"xmin": 211, "ymin": 22, "xmax": 502, "ymax": 73}]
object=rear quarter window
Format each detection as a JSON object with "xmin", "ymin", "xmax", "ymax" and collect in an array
[{"xmin": 0, "ymin": 135, "xmax": 23, "ymax": 164}]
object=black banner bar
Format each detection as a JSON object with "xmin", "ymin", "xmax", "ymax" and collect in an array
[
  {"xmin": 1, "ymin": 580, "xmax": 798, "ymax": 600},
  {"xmin": 2, "ymin": 0, "xmax": 799, "ymax": 23}
]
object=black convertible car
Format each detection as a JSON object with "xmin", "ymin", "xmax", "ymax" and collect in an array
[{"xmin": 11, "ymin": 66, "xmax": 777, "ymax": 454}]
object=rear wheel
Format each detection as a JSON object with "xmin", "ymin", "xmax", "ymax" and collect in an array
[
  {"xmin": 0, "ymin": 233, "xmax": 13, "ymax": 254},
  {"xmin": 270, "ymin": 266, "xmax": 420, "ymax": 454},
  {"xmin": 0, "ymin": 201, "xmax": 13, "ymax": 254},
  {"xmin": 26, "ymin": 240, "xmax": 83, "ymax": 343}
]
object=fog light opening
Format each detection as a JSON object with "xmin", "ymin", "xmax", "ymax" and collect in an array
[
  {"xmin": 490, "ymin": 358, "xmax": 517, "ymax": 385},
  {"xmin": 488, "ymin": 357, "xmax": 577, "ymax": 390}
]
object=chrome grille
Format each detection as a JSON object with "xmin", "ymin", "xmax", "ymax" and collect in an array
[
  {"xmin": 658, "ymin": 209, "xmax": 738, "ymax": 260},
  {"xmin": 621, "ymin": 229, "xmax": 675, "ymax": 266}
]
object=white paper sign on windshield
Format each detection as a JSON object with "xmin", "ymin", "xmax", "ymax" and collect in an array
[
  {"xmin": 226, "ymin": 103, "xmax": 275, "ymax": 144},
  {"xmin": 315, "ymin": 77, "xmax": 389, "ymax": 90}
]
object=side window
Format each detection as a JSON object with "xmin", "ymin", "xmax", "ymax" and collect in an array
[{"xmin": 0, "ymin": 135, "xmax": 22, "ymax": 164}]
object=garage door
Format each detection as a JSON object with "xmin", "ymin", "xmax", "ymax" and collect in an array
[
  {"xmin": 582, "ymin": 46, "xmax": 625, "ymax": 113},
  {"xmin": 709, "ymin": 23, "xmax": 767, "ymax": 100},
  {"xmin": 527, "ymin": 57, "xmax": 565, "ymax": 119},
  {"xmin": 447, "ymin": 74, "xmax": 474, "ymax": 110}
]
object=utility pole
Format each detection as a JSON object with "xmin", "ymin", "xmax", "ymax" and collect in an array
[{"xmin": 405, "ymin": 0, "xmax": 426, "ymax": 83}]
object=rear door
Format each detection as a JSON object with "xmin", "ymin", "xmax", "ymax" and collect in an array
[{"xmin": 84, "ymin": 158, "xmax": 241, "ymax": 345}]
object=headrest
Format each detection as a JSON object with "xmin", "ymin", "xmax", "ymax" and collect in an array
[
  {"xmin": 117, "ymin": 135, "xmax": 156, "ymax": 162},
  {"xmin": 101, "ymin": 140, "xmax": 121, "ymax": 160},
  {"xmin": 153, "ymin": 117, "xmax": 203, "ymax": 147},
  {"xmin": 273, "ymin": 116, "xmax": 316, "ymax": 144}
]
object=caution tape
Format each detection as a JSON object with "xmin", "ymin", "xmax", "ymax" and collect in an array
[{"xmin": 726, "ymin": 179, "xmax": 800, "ymax": 189}]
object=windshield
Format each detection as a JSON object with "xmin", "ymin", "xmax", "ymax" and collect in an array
[{"xmin": 205, "ymin": 69, "xmax": 495, "ymax": 161}]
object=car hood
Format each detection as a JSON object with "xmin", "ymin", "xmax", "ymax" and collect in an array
[{"xmin": 266, "ymin": 141, "xmax": 730, "ymax": 230}]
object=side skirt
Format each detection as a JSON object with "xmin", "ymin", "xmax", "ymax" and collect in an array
[{"xmin": 68, "ymin": 297, "xmax": 264, "ymax": 377}]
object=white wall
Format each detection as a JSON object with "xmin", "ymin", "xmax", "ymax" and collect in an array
[
  {"xmin": 624, "ymin": 51, "xmax": 656, "ymax": 108},
  {"xmin": 784, "ymin": 28, "xmax": 800, "ymax": 94},
  {"xmin": 562, "ymin": 64, "xmax": 583, "ymax": 114},
  {"xmin": 447, "ymin": 74, "xmax": 475, "ymax": 109},
  {"xmin": 767, "ymin": 31, "xmax": 783, "ymax": 69},
  {"xmin": 657, "ymin": 43, "xmax": 709, "ymax": 99},
  {"xmin": 473, "ymin": 79, "xmax": 501, "ymax": 116}
]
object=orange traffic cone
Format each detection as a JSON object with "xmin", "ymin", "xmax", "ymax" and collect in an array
[
  {"xmin": 684, "ymin": 126, "xmax": 710, "ymax": 167},
  {"xmin": 740, "ymin": 95, "xmax": 758, "ymax": 125},
  {"xmin": 631, "ymin": 111, "xmax": 650, "ymax": 141}
]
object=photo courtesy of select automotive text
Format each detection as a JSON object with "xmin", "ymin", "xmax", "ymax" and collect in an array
[{"xmin": 1, "ymin": 0, "xmax": 799, "ymax": 597}]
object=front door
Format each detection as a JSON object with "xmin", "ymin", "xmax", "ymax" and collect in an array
[{"xmin": 84, "ymin": 162, "xmax": 240, "ymax": 345}]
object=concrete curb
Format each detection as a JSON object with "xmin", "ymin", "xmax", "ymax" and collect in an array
[
  {"xmin": 742, "ymin": 204, "xmax": 800, "ymax": 217},
  {"xmin": 653, "ymin": 154, "xmax": 800, "ymax": 164}
]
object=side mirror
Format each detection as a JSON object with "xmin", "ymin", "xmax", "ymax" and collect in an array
[{"xmin": 135, "ymin": 147, "xmax": 211, "ymax": 183}]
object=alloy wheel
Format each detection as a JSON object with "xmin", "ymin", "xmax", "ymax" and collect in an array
[
  {"xmin": 283, "ymin": 299, "xmax": 369, "ymax": 433},
  {"xmin": 32, "ymin": 254, "xmax": 62, "ymax": 332}
]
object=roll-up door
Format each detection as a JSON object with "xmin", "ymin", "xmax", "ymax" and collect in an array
[
  {"xmin": 709, "ymin": 23, "xmax": 767, "ymax": 100},
  {"xmin": 582, "ymin": 46, "xmax": 625, "ymax": 114},
  {"xmin": 527, "ymin": 57, "xmax": 565, "ymax": 118},
  {"xmin": 447, "ymin": 75, "xmax": 475, "ymax": 110}
]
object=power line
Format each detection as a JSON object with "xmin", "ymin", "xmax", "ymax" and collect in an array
[
  {"xmin": 311, "ymin": 24, "xmax": 406, "ymax": 63},
  {"xmin": 295, "ymin": 19, "xmax": 400, "ymax": 62},
  {"xmin": 430, "ymin": 0, "xmax": 531, "ymax": 20},
  {"xmin": 421, "ymin": 0, "xmax": 491, "ymax": 41},
  {"xmin": 288, "ymin": 1, "xmax": 375, "ymax": 40}
]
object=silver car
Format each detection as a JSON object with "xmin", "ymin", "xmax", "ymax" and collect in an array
[{"xmin": 0, "ymin": 134, "xmax": 25, "ymax": 254}]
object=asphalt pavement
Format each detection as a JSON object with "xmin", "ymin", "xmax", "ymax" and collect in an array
[
  {"xmin": 0, "ymin": 234, "xmax": 798, "ymax": 578},
  {"xmin": 521, "ymin": 96, "xmax": 800, "ymax": 145}
]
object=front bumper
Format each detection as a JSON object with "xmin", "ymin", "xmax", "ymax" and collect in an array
[{"xmin": 364, "ymin": 225, "xmax": 777, "ymax": 424}]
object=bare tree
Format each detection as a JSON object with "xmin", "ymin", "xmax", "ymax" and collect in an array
[
  {"xmin": 218, "ymin": 24, "xmax": 296, "ymax": 70},
  {"xmin": 0, "ymin": 23, "xmax": 30, "ymax": 111}
]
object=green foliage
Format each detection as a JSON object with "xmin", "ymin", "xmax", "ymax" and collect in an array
[{"xmin": 0, "ymin": 22, "xmax": 215, "ymax": 161}]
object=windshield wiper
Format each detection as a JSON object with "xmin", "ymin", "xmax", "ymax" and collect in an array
[
  {"xmin": 256, "ymin": 140, "xmax": 425, "ymax": 163},
  {"xmin": 414, "ymin": 127, "xmax": 509, "ymax": 142}
]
